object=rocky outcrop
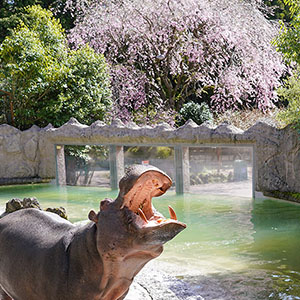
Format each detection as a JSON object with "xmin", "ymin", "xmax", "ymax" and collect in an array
[
  {"xmin": 46, "ymin": 207, "xmax": 68, "ymax": 220},
  {"xmin": 0, "ymin": 198, "xmax": 68, "ymax": 219}
]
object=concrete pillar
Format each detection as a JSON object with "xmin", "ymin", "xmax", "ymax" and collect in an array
[
  {"xmin": 252, "ymin": 145, "xmax": 256, "ymax": 199},
  {"xmin": 175, "ymin": 146, "xmax": 190, "ymax": 194},
  {"xmin": 109, "ymin": 145, "xmax": 124, "ymax": 190},
  {"xmin": 55, "ymin": 145, "xmax": 66, "ymax": 185}
]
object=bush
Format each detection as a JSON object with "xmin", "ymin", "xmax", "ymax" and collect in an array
[
  {"xmin": 156, "ymin": 147, "xmax": 174, "ymax": 159},
  {"xmin": 190, "ymin": 170, "xmax": 233, "ymax": 185},
  {"xmin": 0, "ymin": 5, "xmax": 111, "ymax": 129},
  {"xmin": 276, "ymin": 72, "xmax": 300, "ymax": 130},
  {"xmin": 273, "ymin": 0, "xmax": 300, "ymax": 131},
  {"xmin": 126, "ymin": 146, "xmax": 174, "ymax": 159},
  {"xmin": 178, "ymin": 102, "xmax": 213, "ymax": 126}
]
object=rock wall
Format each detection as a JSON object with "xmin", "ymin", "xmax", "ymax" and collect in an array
[
  {"xmin": 1, "ymin": 118, "xmax": 300, "ymax": 199},
  {"xmin": 0, "ymin": 124, "xmax": 55, "ymax": 182}
]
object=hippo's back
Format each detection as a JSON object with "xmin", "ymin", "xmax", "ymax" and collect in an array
[
  {"xmin": 0, "ymin": 209, "xmax": 75, "ymax": 300},
  {"xmin": 0, "ymin": 208, "xmax": 74, "ymax": 246}
]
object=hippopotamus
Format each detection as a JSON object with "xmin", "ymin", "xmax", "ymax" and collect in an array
[{"xmin": 0, "ymin": 165, "xmax": 186, "ymax": 300}]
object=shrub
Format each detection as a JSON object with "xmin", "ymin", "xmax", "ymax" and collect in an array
[
  {"xmin": 156, "ymin": 147, "xmax": 174, "ymax": 159},
  {"xmin": 0, "ymin": 5, "xmax": 111, "ymax": 129},
  {"xmin": 178, "ymin": 102, "xmax": 213, "ymax": 126},
  {"xmin": 276, "ymin": 72, "xmax": 300, "ymax": 130}
]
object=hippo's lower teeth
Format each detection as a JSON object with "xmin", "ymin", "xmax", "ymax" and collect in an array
[
  {"xmin": 168, "ymin": 205, "xmax": 177, "ymax": 220},
  {"xmin": 138, "ymin": 208, "xmax": 148, "ymax": 223}
]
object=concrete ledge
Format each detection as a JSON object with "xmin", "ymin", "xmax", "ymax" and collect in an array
[{"xmin": 0, "ymin": 177, "xmax": 52, "ymax": 185}]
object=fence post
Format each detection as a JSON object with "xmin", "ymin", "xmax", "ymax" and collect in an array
[
  {"xmin": 55, "ymin": 145, "xmax": 66, "ymax": 185},
  {"xmin": 175, "ymin": 146, "xmax": 190, "ymax": 194},
  {"xmin": 109, "ymin": 145, "xmax": 124, "ymax": 190}
]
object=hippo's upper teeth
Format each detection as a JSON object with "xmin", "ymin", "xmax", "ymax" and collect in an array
[
  {"xmin": 168, "ymin": 205, "xmax": 177, "ymax": 220},
  {"xmin": 138, "ymin": 208, "xmax": 148, "ymax": 223}
]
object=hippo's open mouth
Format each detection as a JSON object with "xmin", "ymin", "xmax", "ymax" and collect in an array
[{"xmin": 121, "ymin": 170, "xmax": 186, "ymax": 228}]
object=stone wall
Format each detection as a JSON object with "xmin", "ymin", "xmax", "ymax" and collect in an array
[
  {"xmin": 0, "ymin": 118, "xmax": 299, "ymax": 200},
  {"xmin": 0, "ymin": 124, "xmax": 55, "ymax": 183}
]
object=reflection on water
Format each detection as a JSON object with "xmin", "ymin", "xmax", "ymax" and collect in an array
[
  {"xmin": 250, "ymin": 199, "xmax": 300, "ymax": 298},
  {"xmin": 1, "ymin": 184, "xmax": 300, "ymax": 299}
]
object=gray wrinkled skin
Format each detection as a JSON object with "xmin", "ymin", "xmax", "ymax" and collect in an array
[{"xmin": 0, "ymin": 165, "xmax": 185, "ymax": 300}]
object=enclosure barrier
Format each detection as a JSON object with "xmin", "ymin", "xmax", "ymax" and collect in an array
[{"xmin": 0, "ymin": 118, "xmax": 299, "ymax": 201}]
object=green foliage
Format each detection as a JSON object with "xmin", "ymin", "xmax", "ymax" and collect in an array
[
  {"xmin": 156, "ymin": 147, "xmax": 173, "ymax": 159},
  {"xmin": 21, "ymin": 4, "xmax": 66, "ymax": 53},
  {"xmin": 0, "ymin": 0, "xmax": 37, "ymax": 43},
  {"xmin": 277, "ymin": 72, "xmax": 300, "ymax": 130},
  {"xmin": 190, "ymin": 170, "xmax": 233, "ymax": 185},
  {"xmin": 274, "ymin": 19, "xmax": 300, "ymax": 65},
  {"xmin": 178, "ymin": 101, "xmax": 213, "ymax": 126},
  {"xmin": 263, "ymin": 0, "xmax": 292, "ymax": 21},
  {"xmin": 0, "ymin": 5, "xmax": 111, "ymax": 129},
  {"xmin": 274, "ymin": 0, "xmax": 300, "ymax": 131},
  {"xmin": 0, "ymin": 21, "xmax": 64, "ymax": 127},
  {"xmin": 65, "ymin": 145, "xmax": 109, "ymax": 167},
  {"xmin": 87, "ymin": 146, "xmax": 109, "ymax": 161},
  {"xmin": 49, "ymin": 46, "xmax": 112, "ymax": 127},
  {"xmin": 126, "ymin": 146, "xmax": 174, "ymax": 159},
  {"xmin": 0, "ymin": 0, "xmax": 75, "ymax": 43},
  {"xmin": 282, "ymin": 0, "xmax": 300, "ymax": 16},
  {"xmin": 65, "ymin": 145, "xmax": 91, "ymax": 165},
  {"xmin": 273, "ymin": 0, "xmax": 300, "ymax": 64}
]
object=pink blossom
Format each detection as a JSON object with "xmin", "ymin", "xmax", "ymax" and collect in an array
[{"xmin": 67, "ymin": 0, "xmax": 286, "ymax": 118}]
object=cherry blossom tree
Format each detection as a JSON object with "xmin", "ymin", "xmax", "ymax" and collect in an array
[{"xmin": 68, "ymin": 0, "xmax": 286, "ymax": 123}]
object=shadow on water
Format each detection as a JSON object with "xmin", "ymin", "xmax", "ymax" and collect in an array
[{"xmin": 1, "ymin": 185, "xmax": 300, "ymax": 299}]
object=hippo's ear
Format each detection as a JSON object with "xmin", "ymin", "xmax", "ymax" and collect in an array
[{"xmin": 88, "ymin": 210, "xmax": 98, "ymax": 223}]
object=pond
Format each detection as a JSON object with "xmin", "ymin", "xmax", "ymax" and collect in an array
[{"xmin": 1, "ymin": 184, "xmax": 300, "ymax": 299}]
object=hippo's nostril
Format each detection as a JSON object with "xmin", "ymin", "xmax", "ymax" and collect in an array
[{"xmin": 100, "ymin": 198, "xmax": 112, "ymax": 211}]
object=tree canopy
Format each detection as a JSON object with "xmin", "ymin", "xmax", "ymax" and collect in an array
[
  {"xmin": 68, "ymin": 0, "xmax": 286, "ymax": 124},
  {"xmin": 0, "ymin": 0, "xmax": 75, "ymax": 43},
  {"xmin": 273, "ymin": 0, "xmax": 300, "ymax": 128},
  {"xmin": 274, "ymin": 0, "xmax": 300, "ymax": 64},
  {"xmin": 0, "ymin": 5, "xmax": 111, "ymax": 129},
  {"xmin": 263, "ymin": 0, "xmax": 292, "ymax": 21}
]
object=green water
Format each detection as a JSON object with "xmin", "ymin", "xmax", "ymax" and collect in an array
[{"xmin": 1, "ymin": 184, "xmax": 300, "ymax": 299}]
